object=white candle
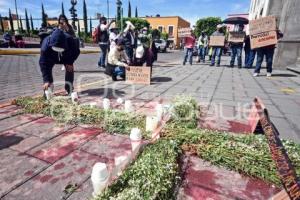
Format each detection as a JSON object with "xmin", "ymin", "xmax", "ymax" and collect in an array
[
  {"xmin": 71, "ymin": 92, "xmax": 79, "ymax": 103},
  {"xmin": 45, "ymin": 89, "xmax": 52, "ymax": 100},
  {"xmin": 114, "ymin": 155, "xmax": 129, "ymax": 176},
  {"xmin": 103, "ymin": 98, "xmax": 110, "ymax": 110},
  {"xmin": 90, "ymin": 102, "xmax": 97, "ymax": 108},
  {"xmin": 156, "ymin": 104, "xmax": 164, "ymax": 121},
  {"xmin": 125, "ymin": 100, "xmax": 134, "ymax": 113},
  {"xmin": 146, "ymin": 116, "xmax": 158, "ymax": 132},
  {"xmin": 117, "ymin": 98, "xmax": 124, "ymax": 104},
  {"xmin": 91, "ymin": 162, "xmax": 109, "ymax": 197},
  {"xmin": 130, "ymin": 128, "xmax": 142, "ymax": 153}
]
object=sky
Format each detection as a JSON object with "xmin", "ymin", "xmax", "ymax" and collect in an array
[{"xmin": 0, "ymin": 0, "xmax": 250, "ymax": 28}]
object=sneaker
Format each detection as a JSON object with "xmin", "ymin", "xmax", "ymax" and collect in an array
[
  {"xmin": 267, "ymin": 73, "xmax": 272, "ymax": 77},
  {"xmin": 253, "ymin": 73, "xmax": 259, "ymax": 77},
  {"xmin": 210, "ymin": 64, "xmax": 215, "ymax": 67},
  {"xmin": 238, "ymin": 65, "xmax": 242, "ymax": 69}
]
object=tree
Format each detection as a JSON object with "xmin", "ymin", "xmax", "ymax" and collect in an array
[
  {"xmin": 83, "ymin": 0, "xmax": 88, "ymax": 35},
  {"xmin": 19, "ymin": 16, "xmax": 23, "ymax": 32},
  {"xmin": 119, "ymin": 17, "xmax": 149, "ymax": 31},
  {"xmin": 9, "ymin": 9, "xmax": 14, "ymax": 32},
  {"xmin": 25, "ymin": 9, "xmax": 30, "ymax": 33},
  {"xmin": 194, "ymin": 17, "xmax": 222, "ymax": 37},
  {"xmin": 135, "ymin": 6, "xmax": 138, "ymax": 18},
  {"xmin": 0, "ymin": 14, "xmax": 4, "ymax": 32},
  {"xmin": 30, "ymin": 14, "xmax": 34, "ymax": 31},
  {"xmin": 128, "ymin": 0, "xmax": 131, "ymax": 18},
  {"xmin": 77, "ymin": 21, "xmax": 81, "ymax": 37},
  {"xmin": 116, "ymin": 0, "xmax": 122, "ymax": 24},
  {"xmin": 61, "ymin": 2, "xmax": 65, "ymax": 15},
  {"xmin": 161, "ymin": 32, "xmax": 169, "ymax": 40},
  {"xmin": 41, "ymin": 3, "xmax": 47, "ymax": 26}
]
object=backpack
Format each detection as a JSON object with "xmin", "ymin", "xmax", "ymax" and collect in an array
[{"xmin": 92, "ymin": 26, "xmax": 100, "ymax": 43}]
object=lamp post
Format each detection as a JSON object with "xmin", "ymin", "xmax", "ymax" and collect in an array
[{"xmin": 70, "ymin": 0, "xmax": 78, "ymax": 31}]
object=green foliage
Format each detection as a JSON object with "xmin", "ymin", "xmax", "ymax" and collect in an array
[
  {"xmin": 25, "ymin": 9, "xmax": 30, "ymax": 34},
  {"xmin": 41, "ymin": 3, "xmax": 47, "ymax": 26},
  {"xmin": 194, "ymin": 17, "xmax": 222, "ymax": 37},
  {"xmin": 119, "ymin": 17, "xmax": 150, "ymax": 31},
  {"xmin": 61, "ymin": 2, "xmax": 65, "ymax": 15},
  {"xmin": 135, "ymin": 6, "xmax": 138, "ymax": 18},
  {"xmin": 30, "ymin": 14, "xmax": 34, "ymax": 31},
  {"xmin": 83, "ymin": 0, "xmax": 88, "ymax": 35},
  {"xmin": 95, "ymin": 140, "xmax": 180, "ymax": 200},
  {"xmin": 128, "ymin": 1, "xmax": 132, "ymax": 18},
  {"xmin": 150, "ymin": 29, "xmax": 160, "ymax": 40},
  {"xmin": 161, "ymin": 32, "xmax": 169, "ymax": 40},
  {"xmin": 9, "ymin": 9, "xmax": 14, "ymax": 32}
]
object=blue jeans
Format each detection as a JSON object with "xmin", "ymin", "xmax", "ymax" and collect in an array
[
  {"xmin": 98, "ymin": 44, "xmax": 108, "ymax": 67},
  {"xmin": 255, "ymin": 47, "xmax": 275, "ymax": 73},
  {"xmin": 198, "ymin": 46, "xmax": 207, "ymax": 62},
  {"xmin": 125, "ymin": 47, "xmax": 134, "ymax": 63},
  {"xmin": 183, "ymin": 48, "xmax": 193, "ymax": 65},
  {"xmin": 230, "ymin": 46, "xmax": 242, "ymax": 66},
  {"xmin": 246, "ymin": 50, "xmax": 256, "ymax": 68},
  {"xmin": 211, "ymin": 47, "xmax": 222, "ymax": 65}
]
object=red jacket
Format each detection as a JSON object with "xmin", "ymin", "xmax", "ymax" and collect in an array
[{"xmin": 184, "ymin": 36, "xmax": 196, "ymax": 48}]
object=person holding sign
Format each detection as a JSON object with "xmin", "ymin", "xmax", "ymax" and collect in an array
[
  {"xmin": 229, "ymin": 24, "xmax": 245, "ymax": 68},
  {"xmin": 182, "ymin": 30, "xmax": 196, "ymax": 66},
  {"xmin": 107, "ymin": 38, "xmax": 130, "ymax": 81},
  {"xmin": 210, "ymin": 25, "xmax": 225, "ymax": 67},
  {"xmin": 197, "ymin": 31, "xmax": 208, "ymax": 63},
  {"xmin": 253, "ymin": 30, "xmax": 283, "ymax": 77}
]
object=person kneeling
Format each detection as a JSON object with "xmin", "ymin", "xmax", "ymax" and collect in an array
[{"xmin": 106, "ymin": 39, "xmax": 130, "ymax": 81}]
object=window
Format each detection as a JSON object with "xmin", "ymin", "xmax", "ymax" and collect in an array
[
  {"xmin": 168, "ymin": 25, "xmax": 174, "ymax": 36},
  {"xmin": 158, "ymin": 26, "xmax": 163, "ymax": 32}
]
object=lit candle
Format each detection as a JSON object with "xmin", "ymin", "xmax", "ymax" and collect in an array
[
  {"xmin": 91, "ymin": 162, "xmax": 109, "ymax": 197},
  {"xmin": 146, "ymin": 116, "xmax": 158, "ymax": 132},
  {"xmin": 45, "ymin": 88, "xmax": 52, "ymax": 100},
  {"xmin": 117, "ymin": 98, "xmax": 124, "ymax": 104},
  {"xmin": 103, "ymin": 98, "xmax": 110, "ymax": 110},
  {"xmin": 71, "ymin": 92, "xmax": 79, "ymax": 103},
  {"xmin": 156, "ymin": 104, "xmax": 164, "ymax": 121}
]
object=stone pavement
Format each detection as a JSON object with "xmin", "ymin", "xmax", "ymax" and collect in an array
[{"xmin": 0, "ymin": 51, "xmax": 299, "ymax": 142}]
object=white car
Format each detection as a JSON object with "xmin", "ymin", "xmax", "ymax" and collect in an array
[{"xmin": 154, "ymin": 39, "xmax": 167, "ymax": 52}]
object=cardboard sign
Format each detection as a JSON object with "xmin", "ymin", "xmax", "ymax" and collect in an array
[
  {"xmin": 126, "ymin": 66, "xmax": 151, "ymax": 85},
  {"xmin": 228, "ymin": 32, "xmax": 245, "ymax": 43},
  {"xmin": 249, "ymin": 16, "xmax": 277, "ymax": 35},
  {"xmin": 250, "ymin": 30, "xmax": 278, "ymax": 49},
  {"xmin": 178, "ymin": 28, "xmax": 192, "ymax": 38},
  {"xmin": 209, "ymin": 36, "xmax": 225, "ymax": 47},
  {"xmin": 260, "ymin": 109, "xmax": 300, "ymax": 200}
]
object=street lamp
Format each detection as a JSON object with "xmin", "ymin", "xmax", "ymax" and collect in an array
[{"xmin": 70, "ymin": 0, "xmax": 78, "ymax": 30}]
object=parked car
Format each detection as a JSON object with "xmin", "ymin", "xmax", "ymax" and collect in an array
[{"xmin": 154, "ymin": 39, "xmax": 167, "ymax": 52}]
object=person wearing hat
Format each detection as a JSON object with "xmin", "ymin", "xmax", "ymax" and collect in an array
[
  {"xmin": 197, "ymin": 31, "xmax": 208, "ymax": 63},
  {"xmin": 229, "ymin": 24, "xmax": 245, "ymax": 68},
  {"xmin": 122, "ymin": 21, "xmax": 136, "ymax": 64},
  {"xmin": 39, "ymin": 29, "xmax": 80, "ymax": 94},
  {"xmin": 210, "ymin": 24, "xmax": 225, "ymax": 67},
  {"xmin": 107, "ymin": 38, "xmax": 130, "ymax": 81},
  {"xmin": 109, "ymin": 22, "xmax": 119, "ymax": 50},
  {"xmin": 94, "ymin": 17, "xmax": 115, "ymax": 68}
]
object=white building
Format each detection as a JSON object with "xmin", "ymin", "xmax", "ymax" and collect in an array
[{"xmin": 249, "ymin": 0, "xmax": 270, "ymax": 20}]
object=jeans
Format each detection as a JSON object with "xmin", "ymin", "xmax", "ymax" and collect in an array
[
  {"xmin": 183, "ymin": 48, "xmax": 193, "ymax": 65},
  {"xmin": 230, "ymin": 46, "xmax": 242, "ymax": 67},
  {"xmin": 255, "ymin": 47, "xmax": 275, "ymax": 73},
  {"xmin": 198, "ymin": 46, "xmax": 207, "ymax": 62},
  {"xmin": 211, "ymin": 47, "xmax": 222, "ymax": 65},
  {"xmin": 246, "ymin": 50, "xmax": 256, "ymax": 68},
  {"xmin": 98, "ymin": 44, "xmax": 108, "ymax": 67},
  {"xmin": 125, "ymin": 47, "xmax": 134, "ymax": 63}
]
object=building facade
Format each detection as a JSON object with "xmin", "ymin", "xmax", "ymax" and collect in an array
[
  {"xmin": 249, "ymin": 0, "xmax": 300, "ymax": 70},
  {"xmin": 145, "ymin": 16, "xmax": 190, "ymax": 48},
  {"xmin": 226, "ymin": 13, "xmax": 249, "ymax": 33}
]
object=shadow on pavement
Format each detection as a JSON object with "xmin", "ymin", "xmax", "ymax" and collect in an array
[
  {"xmin": 0, "ymin": 135, "xmax": 24, "ymax": 150},
  {"xmin": 74, "ymin": 70, "xmax": 103, "ymax": 73},
  {"xmin": 80, "ymin": 88, "xmax": 126, "ymax": 98},
  {"xmin": 271, "ymin": 74, "xmax": 297, "ymax": 77},
  {"xmin": 151, "ymin": 77, "xmax": 173, "ymax": 83}
]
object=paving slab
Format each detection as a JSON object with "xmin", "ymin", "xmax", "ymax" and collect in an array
[
  {"xmin": 2, "ymin": 150, "xmax": 105, "ymax": 200},
  {"xmin": 0, "ymin": 105, "xmax": 22, "ymax": 120},
  {"xmin": 0, "ymin": 114, "xmax": 44, "ymax": 133},
  {"xmin": 27, "ymin": 127, "xmax": 101, "ymax": 164},
  {"xmin": 178, "ymin": 156, "xmax": 280, "ymax": 200},
  {"xmin": 0, "ymin": 149, "xmax": 49, "ymax": 198},
  {"xmin": 14, "ymin": 117, "xmax": 74, "ymax": 140}
]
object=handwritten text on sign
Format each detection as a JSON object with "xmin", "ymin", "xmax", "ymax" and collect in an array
[
  {"xmin": 249, "ymin": 16, "xmax": 277, "ymax": 35},
  {"xmin": 228, "ymin": 32, "xmax": 245, "ymax": 43},
  {"xmin": 126, "ymin": 67, "xmax": 151, "ymax": 85},
  {"xmin": 178, "ymin": 28, "xmax": 192, "ymax": 38},
  {"xmin": 209, "ymin": 36, "xmax": 225, "ymax": 47},
  {"xmin": 250, "ymin": 30, "xmax": 278, "ymax": 49},
  {"xmin": 260, "ymin": 110, "xmax": 300, "ymax": 200}
]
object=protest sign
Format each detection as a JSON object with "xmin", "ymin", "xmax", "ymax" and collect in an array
[
  {"xmin": 178, "ymin": 28, "xmax": 192, "ymax": 38},
  {"xmin": 228, "ymin": 32, "xmax": 245, "ymax": 43},
  {"xmin": 209, "ymin": 36, "xmax": 225, "ymax": 46},
  {"xmin": 126, "ymin": 67, "xmax": 151, "ymax": 85}
]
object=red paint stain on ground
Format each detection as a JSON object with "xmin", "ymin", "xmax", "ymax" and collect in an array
[
  {"xmin": 72, "ymin": 153, "xmax": 83, "ymax": 161},
  {"xmin": 54, "ymin": 163, "xmax": 65, "ymax": 170},
  {"xmin": 50, "ymin": 177, "xmax": 60, "ymax": 184},
  {"xmin": 34, "ymin": 117, "xmax": 54, "ymax": 124},
  {"xmin": 76, "ymin": 167, "xmax": 87, "ymax": 175},
  {"xmin": 24, "ymin": 170, "xmax": 34, "ymax": 176},
  {"xmin": 39, "ymin": 175, "xmax": 54, "ymax": 183},
  {"xmin": 184, "ymin": 169, "xmax": 222, "ymax": 200},
  {"xmin": 243, "ymin": 178, "xmax": 280, "ymax": 199},
  {"xmin": 62, "ymin": 172, "xmax": 74, "ymax": 179}
]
